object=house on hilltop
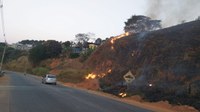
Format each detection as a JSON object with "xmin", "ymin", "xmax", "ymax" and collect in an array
[{"xmin": 9, "ymin": 43, "xmax": 33, "ymax": 51}]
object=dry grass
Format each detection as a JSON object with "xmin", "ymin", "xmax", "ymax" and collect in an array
[
  {"xmin": 39, "ymin": 58, "xmax": 92, "ymax": 83},
  {"xmin": 4, "ymin": 56, "xmax": 32, "ymax": 72},
  {"xmin": 57, "ymin": 68, "xmax": 89, "ymax": 83}
]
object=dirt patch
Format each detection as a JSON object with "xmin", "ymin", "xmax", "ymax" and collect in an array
[
  {"xmin": 50, "ymin": 59, "xmax": 61, "ymax": 69},
  {"xmin": 63, "ymin": 79, "xmax": 99, "ymax": 91},
  {"xmin": 76, "ymin": 79, "xmax": 99, "ymax": 90},
  {"xmin": 139, "ymin": 101, "xmax": 198, "ymax": 112},
  {"xmin": 0, "ymin": 75, "xmax": 9, "ymax": 85}
]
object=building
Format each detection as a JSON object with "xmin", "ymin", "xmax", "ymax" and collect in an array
[{"xmin": 9, "ymin": 43, "xmax": 33, "ymax": 51}]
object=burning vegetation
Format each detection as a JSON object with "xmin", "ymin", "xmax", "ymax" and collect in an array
[
  {"xmin": 110, "ymin": 32, "xmax": 130, "ymax": 50},
  {"xmin": 85, "ymin": 19, "xmax": 200, "ymax": 110},
  {"xmin": 118, "ymin": 92, "xmax": 127, "ymax": 98},
  {"xmin": 85, "ymin": 73, "xmax": 96, "ymax": 79},
  {"xmin": 85, "ymin": 69, "xmax": 112, "ymax": 80}
]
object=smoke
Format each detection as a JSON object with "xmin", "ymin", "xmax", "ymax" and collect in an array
[{"xmin": 146, "ymin": 0, "xmax": 200, "ymax": 27}]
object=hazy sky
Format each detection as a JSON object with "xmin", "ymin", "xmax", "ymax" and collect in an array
[
  {"xmin": 0, "ymin": 0, "xmax": 146, "ymax": 44},
  {"xmin": 1, "ymin": 0, "xmax": 200, "ymax": 44}
]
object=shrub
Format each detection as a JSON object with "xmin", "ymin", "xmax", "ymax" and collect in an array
[
  {"xmin": 80, "ymin": 48, "xmax": 95, "ymax": 62},
  {"xmin": 32, "ymin": 67, "xmax": 49, "ymax": 76},
  {"xmin": 69, "ymin": 53, "xmax": 80, "ymax": 59}
]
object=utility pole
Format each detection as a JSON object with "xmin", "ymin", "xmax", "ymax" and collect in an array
[
  {"xmin": 0, "ymin": 42, "xmax": 6, "ymax": 71},
  {"xmin": 0, "ymin": 0, "xmax": 7, "ymax": 72}
]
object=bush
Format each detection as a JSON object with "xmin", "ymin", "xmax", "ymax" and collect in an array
[
  {"xmin": 80, "ymin": 48, "xmax": 95, "ymax": 62},
  {"xmin": 69, "ymin": 53, "xmax": 80, "ymax": 59},
  {"xmin": 32, "ymin": 67, "xmax": 49, "ymax": 76}
]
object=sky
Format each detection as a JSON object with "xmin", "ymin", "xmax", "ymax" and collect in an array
[
  {"xmin": 0, "ymin": 0, "xmax": 147, "ymax": 44},
  {"xmin": 0, "ymin": 0, "xmax": 200, "ymax": 44}
]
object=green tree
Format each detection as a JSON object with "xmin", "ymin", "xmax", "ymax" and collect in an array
[
  {"xmin": 18, "ymin": 39, "xmax": 45, "ymax": 46},
  {"xmin": 29, "ymin": 44, "xmax": 46, "ymax": 66},
  {"xmin": 43, "ymin": 40, "xmax": 62, "ymax": 58},
  {"xmin": 4, "ymin": 47, "xmax": 23, "ymax": 62},
  {"xmin": 62, "ymin": 41, "xmax": 73, "ymax": 57},
  {"xmin": 62, "ymin": 41, "xmax": 71, "ymax": 48},
  {"xmin": 0, "ymin": 43, "xmax": 23, "ymax": 63},
  {"xmin": 28, "ymin": 40, "xmax": 62, "ymax": 66}
]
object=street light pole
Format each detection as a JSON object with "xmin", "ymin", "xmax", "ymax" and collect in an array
[
  {"xmin": 0, "ymin": 0, "xmax": 7, "ymax": 72},
  {"xmin": 0, "ymin": 43, "xmax": 6, "ymax": 71}
]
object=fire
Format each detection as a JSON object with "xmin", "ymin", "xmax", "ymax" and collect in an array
[
  {"xmin": 85, "ymin": 69, "xmax": 112, "ymax": 80},
  {"xmin": 85, "ymin": 73, "xmax": 107, "ymax": 80},
  {"xmin": 111, "ymin": 39, "xmax": 114, "ymax": 44},
  {"xmin": 98, "ymin": 73, "xmax": 106, "ymax": 78},
  {"xmin": 119, "ymin": 92, "xmax": 127, "ymax": 98},
  {"xmin": 85, "ymin": 73, "xmax": 96, "ymax": 79},
  {"xmin": 148, "ymin": 83, "xmax": 153, "ymax": 87},
  {"xmin": 110, "ymin": 32, "xmax": 130, "ymax": 49},
  {"xmin": 110, "ymin": 32, "xmax": 130, "ymax": 44},
  {"xmin": 107, "ymin": 69, "xmax": 112, "ymax": 73}
]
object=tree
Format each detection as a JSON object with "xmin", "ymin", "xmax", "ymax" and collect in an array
[
  {"xmin": 43, "ymin": 40, "xmax": 62, "ymax": 58},
  {"xmin": 62, "ymin": 41, "xmax": 71, "ymax": 48},
  {"xmin": 29, "ymin": 44, "xmax": 46, "ymax": 66},
  {"xmin": 62, "ymin": 41, "xmax": 73, "ymax": 57},
  {"xmin": 28, "ymin": 40, "xmax": 62, "ymax": 66},
  {"xmin": 124, "ymin": 15, "xmax": 161, "ymax": 33},
  {"xmin": 0, "ymin": 43, "xmax": 23, "ymax": 63},
  {"xmin": 95, "ymin": 38, "xmax": 102, "ymax": 45},
  {"xmin": 19, "ymin": 39, "xmax": 45, "ymax": 46},
  {"xmin": 75, "ymin": 33, "xmax": 90, "ymax": 44}
]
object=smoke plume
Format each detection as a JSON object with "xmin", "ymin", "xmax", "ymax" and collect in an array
[{"xmin": 146, "ymin": 0, "xmax": 200, "ymax": 27}]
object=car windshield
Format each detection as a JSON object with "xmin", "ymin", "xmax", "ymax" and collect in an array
[{"xmin": 47, "ymin": 75, "xmax": 56, "ymax": 78}]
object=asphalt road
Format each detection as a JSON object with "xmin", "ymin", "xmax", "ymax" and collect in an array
[{"xmin": 0, "ymin": 71, "xmax": 153, "ymax": 112}]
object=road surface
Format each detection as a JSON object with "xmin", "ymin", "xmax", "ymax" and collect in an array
[{"xmin": 0, "ymin": 71, "xmax": 153, "ymax": 112}]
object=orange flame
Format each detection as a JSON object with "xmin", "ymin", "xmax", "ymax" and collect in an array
[
  {"xmin": 119, "ymin": 92, "xmax": 127, "ymax": 97},
  {"xmin": 107, "ymin": 69, "xmax": 112, "ymax": 73},
  {"xmin": 98, "ymin": 73, "xmax": 106, "ymax": 78},
  {"xmin": 85, "ymin": 73, "xmax": 96, "ymax": 79},
  {"xmin": 85, "ymin": 69, "xmax": 112, "ymax": 80},
  {"xmin": 85, "ymin": 73, "xmax": 107, "ymax": 80},
  {"xmin": 110, "ymin": 32, "xmax": 130, "ymax": 50}
]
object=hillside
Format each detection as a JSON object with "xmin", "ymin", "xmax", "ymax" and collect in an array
[{"xmin": 85, "ymin": 20, "xmax": 200, "ymax": 110}]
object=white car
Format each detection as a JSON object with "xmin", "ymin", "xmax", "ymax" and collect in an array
[{"xmin": 42, "ymin": 74, "xmax": 57, "ymax": 85}]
